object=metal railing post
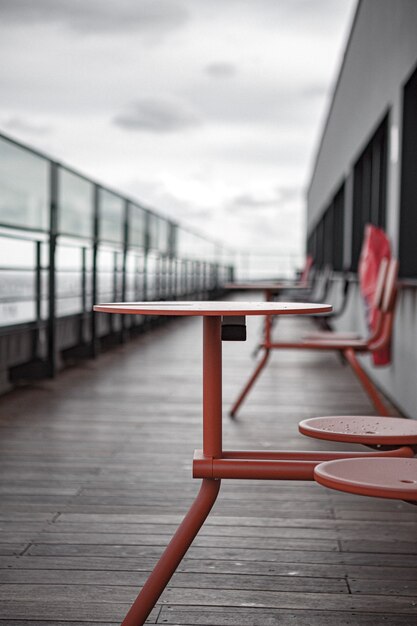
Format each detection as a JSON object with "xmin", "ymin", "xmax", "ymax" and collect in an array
[
  {"xmin": 81, "ymin": 247, "xmax": 87, "ymax": 314},
  {"xmin": 91, "ymin": 185, "xmax": 99, "ymax": 357},
  {"xmin": 120, "ymin": 200, "xmax": 129, "ymax": 341},
  {"xmin": 47, "ymin": 162, "xmax": 58, "ymax": 377},
  {"xmin": 33, "ymin": 240, "xmax": 42, "ymax": 359},
  {"xmin": 81, "ymin": 246, "xmax": 87, "ymax": 344}
]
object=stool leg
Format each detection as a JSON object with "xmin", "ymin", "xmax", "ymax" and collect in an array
[
  {"xmin": 121, "ymin": 478, "xmax": 221, "ymax": 626},
  {"xmin": 343, "ymin": 348, "xmax": 391, "ymax": 416},
  {"xmin": 230, "ymin": 347, "xmax": 270, "ymax": 417}
]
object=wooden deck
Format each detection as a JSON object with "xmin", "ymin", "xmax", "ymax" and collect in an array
[{"xmin": 0, "ymin": 304, "xmax": 416, "ymax": 625}]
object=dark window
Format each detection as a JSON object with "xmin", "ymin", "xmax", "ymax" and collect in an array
[
  {"xmin": 307, "ymin": 230, "xmax": 316, "ymax": 260},
  {"xmin": 351, "ymin": 114, "xmax": 388, "ymax": 270},
  {"xmin": 307, "ymin": 181, "xmax": 344, "ymax": 272},
  {"xmin": 399, "ymin": 64, "xmax": 417, "ymax": 278},
  {"xmin": 315, "ymin": 218, "xmax": 324, "ymax": 269},
  {"xmin": 323, "ymin": 205, "xmax": 334, "ymax": 268},
  {"xmin": 332, "ymin": 184, "xmax": 345, "ymax": 271}
]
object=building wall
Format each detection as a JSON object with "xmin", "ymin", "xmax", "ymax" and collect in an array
[{"xmin": 307, "ymin": 0, "xmax": 417, "ymax": 417}]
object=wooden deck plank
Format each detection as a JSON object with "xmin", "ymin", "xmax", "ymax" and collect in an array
[
  {"xmin": 0, "ymin": 601, "xmax": 158, "ymax": 622},
  {"xmin": 0, "ymin": 307, "xmax": 416, "ymax": 624},
  {"xmin": 0, "ymin": 571, "xmax": 348, "ymax": 593},
  {"xmin": 2, "ymin": 555, "xmax": 417, "ymax": 582},
  {"xmin": 159, "ymin": 606, "xmax": 417, "ymax": 625},
  {"xmin": 159, "ymin": 587, "xmax": 417, "ymax": 613}
]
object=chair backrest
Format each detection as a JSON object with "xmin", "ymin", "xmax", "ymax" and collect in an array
[
  {"xmin": 365, "ymin": 258, "xmax": 389, "ymax": 342},
  {"xmin": 369, "ymin": 258, "xmax": 399, "ymax": 352},
  {"xmin": 382, "ymin": 258, "xmax": 399, "ymax": 313},
  {"xmin": 299, "ymin": 255, "xmax": 314, "ymax": 287},
  {"xmin": 319, "ymin": 264, "xmax": 333, "ymax": 300},
  {"xmin": 372, "ymin": 257, "xmax": 389, "ymax": 311}
]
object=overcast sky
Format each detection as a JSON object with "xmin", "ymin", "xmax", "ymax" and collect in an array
[{"xmin": 0, "ymin": 0, "xmax": 356, "ymax": 256}]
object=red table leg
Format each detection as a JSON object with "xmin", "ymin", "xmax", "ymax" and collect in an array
[
  {"xmin": 230, "ymin": 347, "xmax": 270, "ymax": 417},
  {"xmin": 230, "ymin": 289, "xmax": 275, "ymax": 417},
  {"xmin": 120, "ymin": 317, "xmax": 222, "ymax": 626}
]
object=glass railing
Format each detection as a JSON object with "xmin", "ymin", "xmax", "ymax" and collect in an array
[
  {"xmin": 0, "ymin": 132, "xmax": 234, "ymax": 382},
  {"xmin": 232, "ymin": 250, "xmax": 305, "ymax": 282}
]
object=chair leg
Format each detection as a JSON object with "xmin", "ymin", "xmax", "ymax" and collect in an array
[
  {"xmin": 121, "ymin": 478, "xmax": 221, "ymax": 626},
  {"xmin": 343, "ymin": 348, "xmax": 391, "ymax": 417},
  {"xmin": 230, "ymin": 348, "xmax": 270, "ymax": 417}
]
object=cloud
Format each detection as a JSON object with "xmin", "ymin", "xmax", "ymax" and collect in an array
[
  {"xmin": 124, "ymin": 178, "xmax": 212, "ymax": 226},
  {"xmin": 0, "ymin": 0, "xmax": 189, "ymax": 35},
  {"xmin": 231, "ymin": 192, "xmax": 278, "ymax": 210},
  {"xmin": 3, "ymin": 116, "xmax": 52, "ymax": 135},
  {"xmin": 229, "ymin": 186, "xmax": 302, "ymax": 213},
  {"xmin": 0, "ymin": 0, "xmax": 355, "ymax": 255},
  {"xmin": 204, "ymin": 63, "xmax": 237, "ymax": 78},
  {"xmin": 302, "ymin": 83, "xmax": 328, "ymax": 98},
  {"xmin": 113, "ymin": 98, "xmax": 202, "ymax": 133}
]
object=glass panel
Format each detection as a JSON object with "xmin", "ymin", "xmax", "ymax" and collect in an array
[
  {"xmin": 128, "ymin": 203, "xmax": 146, "ymax": 249},
  {"xmin": 55, "ymin": 244, "xmax": 83, "ymax": 317},
  {"xmin": 146, "ymin": 251, "xmax": 159, "ymax": 299},
  {"xmin": 58, "ymin": 168, "xmax": 94, "ymax": 238},
  {"xmin": 157, "ymin": 217, "xmax": 170, "ymax": 255},
  {"xmin": 99, "ymin": 189, "xmax": 124, "ymax": 244},
  {"xmin": 0, "ymin": 236, "xmax": 37, "ymax": 326},
  {"xmin": 177, "ymin": 228, "xmax": 205, "ymax": 260},
  {"xmin": 96, "ymin": 248, "xmax": 116, "ymax": 301},
  {"xmin": 147, "ymin": 213, "xmax": 159, "ymax": 250},
  {"xmin": 169, "ymin": 224, "xmax": 177, "ymax": 257},
  {"xmin": 125, "ymin": 251, "xmax": 145, "ymax": 300},
  {"xmin": 0, "ymin": 137, "xmax": 49, "ymax": 231}
]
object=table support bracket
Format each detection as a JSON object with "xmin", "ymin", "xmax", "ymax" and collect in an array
[{"xmin": 193, "ymin": 447, "xmax": 414, "ymax": 481}]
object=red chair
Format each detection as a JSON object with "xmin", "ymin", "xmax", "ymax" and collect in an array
[
  {"xmin": 299, "ymin": 254, "xmax": 314, "ymax": 287},
  {"xmin": 304, "ymin": 257, "xmax": 388, "ymax": 341},
  {"xmin": 231, "ymin": 258, "xmax": 399, "ymax": 417}
]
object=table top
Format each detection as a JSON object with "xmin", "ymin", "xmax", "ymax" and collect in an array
[
  {"xmin": 94, "ymin": 301, "xmax": 332, "ymax": 317},
  {"xmin": 225, "ymin": 282, "xmax": 306, "ymax": 291}
]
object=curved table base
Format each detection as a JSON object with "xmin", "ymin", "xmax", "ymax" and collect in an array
[{"xmin": 121, "ymin": 478, "xmax": 221, "ymax": 626}]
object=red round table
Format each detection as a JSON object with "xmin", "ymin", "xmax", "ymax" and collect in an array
[
  {"xmin": 94, "ymin": 299, "xmax": 318, "ymax": 316},
  {"xmin": 95, "ymin": 299, "xmax": 384, "ymax": 626}
]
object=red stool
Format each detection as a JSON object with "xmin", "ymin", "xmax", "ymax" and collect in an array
[
  {"xmin": 299, "ymin": 415, "xmax": 417, "ymax": 447},
  {"xmin": 300, "ymin": 415, "xmax": 417, "ymax": 503},
  {"xmin": 314, "ymin": 457, "xmax": 417, "ymax": 501}
]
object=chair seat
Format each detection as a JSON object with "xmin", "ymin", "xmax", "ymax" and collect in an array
[
  {"xmin": 272, "ymin": 338, "xmax": 368, "ymax": 350},
  {"xmin": 314, "ymin": 457, "xmax": 417, "ymax": 501},
  {"xmin": 304, "ymin": 331, "xmax": 361, "ymax": 340},
  {"xmin": 303, "ymin": 338, "xmax": 368, "ymax": 348},
  {"xmin": 299, "ymin": 415, "xmax": 417, "ymax": 445}
]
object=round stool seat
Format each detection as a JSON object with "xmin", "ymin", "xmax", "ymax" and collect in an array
[
  {"xmin": 314, "ymin": 457, "xmax": 417, "ymax": 501},
  {"xmin": 299, "ymin": 415, "xmax": 417, "ymax": 445}
]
